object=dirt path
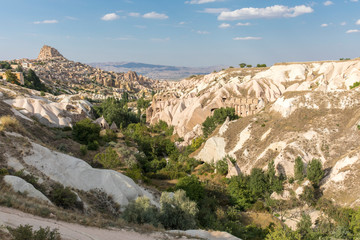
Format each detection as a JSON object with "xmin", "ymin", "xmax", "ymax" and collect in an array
[{"xmin": 0, "ymin": 207, "xmax": 180, "ymax": 240}]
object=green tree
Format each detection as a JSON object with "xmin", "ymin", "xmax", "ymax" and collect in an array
[
  {"xmin": 296, "ymin": 212, "xmax": 313, "ymax": 239},
  {"xmin": 216, "ymin": 158, "xmax": 228, "ymax": 176},
  {"xmin": 239, "ymin": 63, "xmax": 246, "ymax": 68},
  {"xmin": 307, "ymin": 159, "xmax": 324, "ymax": 187},
  {"xmin": 123, "ymin": 197, "xmax": 159, "ymax": 226},
  {"xmin": 294, "ymin": 156, "xmax": 304, "ymax": 181},
  {"xmin": 159, "ymin": 190, "xmax": 198, "ymax": 230},
  {"xmin": 94, "ymin": 147, "xmax": 121, "ymax": 169},
  {"xmin": 202, "ymin": 107, "xmax": 238, "ymax": 137},
  {"xmin": 227, "ymin": 175, "xmax": 254, "ymax": 210},
  {"xmin": 266, "ymin": 226, "xmax": 301, "ymax": 240},
  {"xmin": 24, "ymin": 69, "xmax": 46, "ymax": 91},
  {"xmin": 175, "ymin": 175, "xmax": 205, "ymax": 202},
  {"xmin": 5, "ymin": 70, "xmax": 19, "ymax": 84},
  {"xmin": 249, "ymin": 168, "xmax": 268, "ymax": 198},
  {"xmin": 72, "ymin": 118, "xmax": 101, "ymax": 145}
]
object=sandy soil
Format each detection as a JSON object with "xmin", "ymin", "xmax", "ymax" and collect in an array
[{"xmin": 0, "ymin": 207, "xmax": 181, "ymax": 240}]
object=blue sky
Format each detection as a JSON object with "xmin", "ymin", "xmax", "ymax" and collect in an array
[{"xmin": 0, "ymin": 0, "xmax": 359, "ymax": 67}]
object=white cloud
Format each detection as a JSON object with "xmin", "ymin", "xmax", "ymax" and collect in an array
[
  {"xmin": 321, "ymin": 23, "xmax": 328, "ymax": 27},
  {"xmin": 323, "ymin": 1, "xmax": 333, "ymax": 6},
  {"xmin": 346, "ymin": 29, "xmax": 360, "ymax": 33},
  {"xmin": 185, "ymin": 0, "xmax": 222, "ymax": 4},
  {"xmin": 101, "ymin": 13, "xmax": 120, "ymax": 21},
  {"xmin": 219, "ymin": 23, "xmax": 230, "ymax": 28},
  {"xmin": 33, "ymin": 19, "xmax": 58, "ymax": 24},
  {"xmin": 356, "ymin": 19, "xmax": 360, "ymax": 25},
  {"xmin": 65, "ymin": 16, "xmax": 78, "ymax": 20},
  {"xmin": 143, "ymin": 12, "xmax": 168, "ymax": 19},
  {"xmin": 350, "ymin": 0, "xmax": 358, "ymax": 2},
  {"xmin": 196, "ymin": 30, "xmax": 210, "ymax": 34},
  {"xmin": 129, "ymin": 12, "xmax": 140, "ymax": 17},
  {"xmin": 201, "ymin": 8, "xmax": 229, "ymax": 14},
  {"xmin": 218, "ymin": 5, "xmax": 314, "ymax": 21},
  {"xmin": 341, "ymin": 21, "xmax": 347, "ymax": 26},
  {"xmin": 179, "ymin": 21, "xmax": 186, "ymax": 25},
  {"xmin": 233, "ymin": 36, "xmax": 262, "ymax": 40},
  {"xmin": 236, "ymin": 22, "xmax": 251, "ymax": 26}
]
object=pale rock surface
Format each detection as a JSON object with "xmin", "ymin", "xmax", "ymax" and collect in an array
[
  {"xmin": 195, "ymin": 137, "xmax": 226, "ymax": 164},
  {"xmin": 4, "ymin": 175, "xmax": 52, "ymax": 205},
  {"xmin": 22, "ymin": 142, "xmax": 157, "ymax": 207},
  {"xmin": 168, "ymin": 229, "xmax": 241, "ymax": 240}
]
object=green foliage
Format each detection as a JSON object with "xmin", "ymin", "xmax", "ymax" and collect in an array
[
  {"xmin": 123, "ymin": 196, "xmax": 159, "ymax": 226},
  {"xmin": 49, "ymin": 183, "xmax": 83, "ymax": 210},
  {"xmin": 265, "ymin": 226, "xmax": 301, "ymax": 240},
  {"xmin": 307, "ymin": 158, "xmax": 324, "ymax": 187},
  {"xmin": 175, "ymin": 175, "xmax": 205, "ymax": 202},
  {"xmin": 102, "ymin": 129, "xmax": 117, "ymax": 142},
  {"xmin": 216, "ymin": 158, "xmax": 228, "ymax": 176},
  {"xmin": 188, "ymin": 136, "xmax": 205, "ymax": 152},
  {"xmin": 257, "ymin": 64, "xmax": 267, "ymax": 67},
  {"xmin": 87, "ymin": 140, "xmax": 99, "ymax": 150},
  {"xmin": 299, "ymin": 185, "xmax": 317, "ymax": 206},
  {"xmin": 0, "ymin": 168, "xmax": 8, "ymax": 176},
  {"xmin": 137, "ymin": 97, "xmax": 151, "ymax": 110},
  {"xmin": 350, "ymin": 208, "xmax": 360, "ymax": 236},
  {"xmin": 93, "ymin": 97, "xmax": 139, "ymax": 129},
  {"xmin": 0, "ymin": 61, "xmax": 11, "ymax": 69},
  {"xmin": 350, "ymin": 82, "xmax": 360, "ymax": 89},
  {"xmin": 202, "ymin": 107, "xmax": 239, "ymax": 137},
  {"xmin": 249, "ymin": 168, "xmax": 269, "ymax": 198},
  {"xmin": 152, "ymin": 120, "xmax": 174, "ymax": 136},
  {"xmin": 239, "ymin": 63, "xmax": 247, "ymax": 68},
  {"xmin": 72, "ymin": 118, "xmax": 101, "ymax": 145},
  {"xmin": 7, "ymin": 224, "xmax": 61, "ymax": 240},
  {"xmin": 5, "ymin": 70, "xmax": 20, "ymax": 84},
  {"xmin": 80, "ymin": 145, "xmax": 87, "ymax": 156},
  {"xmin": 296, "ymin": 212, "xmax": 312, "ymax": 239},
  {"xmin": 94, "ymin": 147, "xmax": 121, "ymax": 169},
  {"xmin": 159, "ymin": 190, "xmax": 198, "ymax": 230},
  {"xmin": 294, "ymin": 156, "xmax": 304, "ymax": 181},
  {"xmin": 227, "ymin": 175, "xmax": 254, "ymax": 210},
  {"xmin": 24, "ymin": 69, "xmax": 47, "ymax": 92},
  {"xmin": 247, "ymin": 65, "xmax": 252, "ymax": 68}
]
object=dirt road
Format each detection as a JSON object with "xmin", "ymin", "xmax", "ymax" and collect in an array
[{"xmin": 0, "ymin": 207, "xmax": 178, "ymax": 240}]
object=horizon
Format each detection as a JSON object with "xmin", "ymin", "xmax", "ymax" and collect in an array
[{"xmin": 0, "ymin": 0, "xmax": 359, "ymax": 67}]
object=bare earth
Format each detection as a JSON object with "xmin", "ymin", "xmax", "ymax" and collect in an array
[{"xmin": 0, "ymin": 207, "xmax": 178, "ymax": 240}]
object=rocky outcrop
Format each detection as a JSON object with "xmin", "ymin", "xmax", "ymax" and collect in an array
[
  {"xmin": 4, "ymin": 175, "xmax": 53, "ymax": 205},
  {"xmin": 37, "ymin": 45, "xmax": 65, "ymax": 60},
  {"xmin": 147, "ymin": 60, "xmax": 360, "ymax": 143}
]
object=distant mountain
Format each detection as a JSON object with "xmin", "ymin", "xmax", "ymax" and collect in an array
[{"xmin": 88, "ymin": 62, "xmax": 226, "ymax": 81}]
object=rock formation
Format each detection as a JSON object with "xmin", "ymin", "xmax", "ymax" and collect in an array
[{"xmin": 37, "ymin": 45, "xmax": 65, "ymax": 60}]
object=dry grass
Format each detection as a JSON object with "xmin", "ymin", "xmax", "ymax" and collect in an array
[{"xmin": 0, "ymin": 115, "xmax": 22, "ymax": 132}]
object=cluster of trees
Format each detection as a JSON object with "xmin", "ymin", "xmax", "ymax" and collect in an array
[
  {"xmin": 239, "ymin": 63, "xmax": 267, "ymax": 68},
  {"xmin": 294, "ymin": 157, "xmax": 324, "ymax": 187},
  {"xmin": 0, "ymin": 61, "xmax": 11, "ymax": 69},
  {"xmin": 24, "ymin": 69, "xmax": 48, "ymax": 92},
  {"xmin": 202, "ymin": 107, "xmax": 239, "ymax": 137}
]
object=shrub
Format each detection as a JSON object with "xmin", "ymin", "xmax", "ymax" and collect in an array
[
  {"xmin": 86, "ymin": 189, "xmax": 120, "ymax": 217},
  {"xmin": 49, "ymin": 183, "xmax": 83, "ymax": 210},
  {"xmin": 202, "ymin": 108, "xmax": 239, "ymax": 137},
  {"xmin": 7, "ymin": 224, "xmax": 61, "ymax": 240},
  {"xmin": 93, "ymin": 147, "xmax": 121, "ymax": 169},
  {"xmin": 0, "ymin": 115, "xmax": 21, "ymax": 132},
  {"xmin": 307, "ymin": 158, "xmax": 324, "ymax": 187},
  {"xmin": 102, "ymin": 129, "xmax": 117, "ymax": 142},
  {"xmin": 80, "ymin": 145, "xmax": 87, "ymax": 156},
  {"xmin": 175, "ymin": 175, "xmax": 205, "ymax": 202},
  {"xmin": 294, "ymin": 156, "xmax": 304, "ymax": 181},
  {"xmin": 72, "ymin": 118, "xmax": 100, "ymax": 145},
  {"xmin": 123, "ymin": 197, "xmax": 159, "ymax": 226},
  {"xmin": 0, "ymin": 168, "xmax": 8, "ymax": 176},
  {"xmin": 300, "ymin": 185, "xmax": 317, "ymax": 206},
  {"xmin": 227, "ymin": 175, "xmax": 254, "ymax": 210},
  {"xmin": 87, "ymin": 140, "xmax": 99, "ymax": 151},
  {"xmin": 159, "ymin": 190, "xmax": 198, "ymax": 230},
  {"xmin": 216, "ymin": 158, "xmax": 228, "ymax": 176}
]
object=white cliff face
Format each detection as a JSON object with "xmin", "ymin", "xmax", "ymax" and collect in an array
[
  {"xmin": 21, "ymin": 142, "xmax": 157, "ymax": 207},
  {"xmin": 4, "ymin": 175, "xmax": 53, "ymax": 205},
  {"xmin": 147, "ymin": 60, "xmax": 360, "ymax": 142}
]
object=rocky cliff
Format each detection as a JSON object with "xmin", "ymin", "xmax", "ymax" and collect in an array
[
  {"xmin": 147, "ymin": 60, "xmax": 360, "ymax": 143},
  {"xmin": 37, "ymin": 45, "xmax": 66, "ymax": 60}
]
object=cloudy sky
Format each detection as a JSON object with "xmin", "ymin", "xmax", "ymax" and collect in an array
[{"xmin": 0, "ymin": 0, "xmax": 359, "ymax": 67}]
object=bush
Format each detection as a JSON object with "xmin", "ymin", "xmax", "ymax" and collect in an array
[
  {"xmin": 0, "ymin": 115, "xmax": 21, "ymax": 132},
  {"xmin": 294, "ymin": 156, "xmax": 304, "ymax": 181},
  {"xmin": 72, "ymin": 118, "xmax": 101, "ymax": 145},
  {"xmin": 175, "ymin": 175, "xmax": 205, "ymax": 202},
  {"xmin": 227, "ymin": 175, "xmax": 254, "ymax": 210},
  {"xmin": 7, "ymin": 224, "xmax": 61, "ymax": 240},
  {"xmin": 123, "ymin": 197, "xmax": 159, "ymax": 226},
  {"xmin": 49, "ymin": 183, "xmax": 83, "ymax": 210},
  {"xmin": 159, "ymin": 190, "xmax": 198, "ymax": 230},
  {"xmin": 93, "ymin": 147, "xmax": 121, "ymax": 169},
  {"xmin": 202, "ymin": 108, "xmax": 239, "ymax": 137},
  {"xmin": 216, "ymin": 158, "xmax": 228, "ymax": 176},
  {"xmin": 307, "ymin": 158, "xmax": 324, "ymax": 187},
  {"xmin": 0, "ymin": 168, "xmax": 8, "ymax": 176},
  {"xmin": 80, "ymin": 145, "xmax": 87, "ymax": 156},
  {"xmin": 86, "ymin": 189, "xmax": 120, "ymax": 217},
  {"xmin": 87, "ymin": 140, "xmax": 99, "ymax": 151}
]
